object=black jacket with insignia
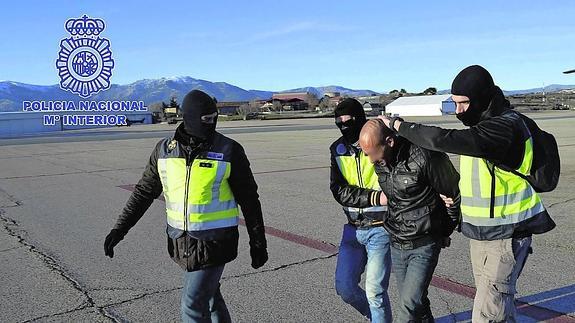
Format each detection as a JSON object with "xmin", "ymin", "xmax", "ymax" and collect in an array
[
  {"xmin": 329, "ymin": 136, "xmax": 386, "ymax": 226},
  {"xmin": 397, "ymin": 94, "xmax": 555, "ymax": 238},
  {"xmin": 112, "ymin": 123, "xmax": 266, "ymax": 271}
]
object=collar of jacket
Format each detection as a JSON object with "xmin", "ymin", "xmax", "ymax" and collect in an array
[
  {"xmin": 174, "ymin": 122, "xmax": 214, "ymax": 150},
  {"xmin": 388, "ymin": 137, "xmax": 410, "ymax": 169},
  {"xmin": 478, "ymin": 86, "xmax": 512, "ymax": 123},
  {"xmin": 348, "ymin": 141, "xmax": 361, "ymax": 154},
  {"xmin": 174, "ymin": 123, "xmax": 191, "ymax": 145}
]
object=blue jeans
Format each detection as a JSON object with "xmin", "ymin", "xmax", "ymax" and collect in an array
[
  {"xmin": 181, "ymin": 265, "xmax": 231, "ymax": 323},
  {"xmin": 391, "ymin": 240, "xmax": 441, "ymax": 323},
  {"xmin": 335, "ymin": 224, "xmax": 392, "ymax": 323}
]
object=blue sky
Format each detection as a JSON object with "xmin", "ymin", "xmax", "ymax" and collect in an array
[{"xmin": 1, "ymin": 0, "xmax": 574, "ymax": 92}]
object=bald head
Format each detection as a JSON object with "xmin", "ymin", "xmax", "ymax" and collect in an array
[
  {"xmin": 360, "ymin": 119, "xmax": 393, "ymax": 147},
  {"xmin": 359, "ymin": 119, "xmax": 395, "ymax": 164}
]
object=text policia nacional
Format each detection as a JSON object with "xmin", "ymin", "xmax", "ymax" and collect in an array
[{"xmin": 23, "ymin": 100, "xmax": 148, "ymax": 126}]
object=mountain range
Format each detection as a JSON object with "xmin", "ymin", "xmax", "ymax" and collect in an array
[
  {"xmin": 437, "ymin": 84, "xmax": 575, "ymax": 96},
  {"xmin": 0, "ymin": 77, "xmax": 381, "ymax": 112},
  {"xmin": 0, "ymin": 77, "xmax": 573, "ymax": 112}
]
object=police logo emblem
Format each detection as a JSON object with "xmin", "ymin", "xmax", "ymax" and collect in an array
[
  {"xmin": 336, "ymin": 143, "xmax": 347, "ymax": 155},
  {"xmin": 56, "ymin": 15, "xmax": 115, "ymax": 98},
  {"xmin": 168, "ymin": 140, "xmax": 177, "ymax": 151}
]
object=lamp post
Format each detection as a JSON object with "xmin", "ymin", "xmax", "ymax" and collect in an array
[{"xmin": 563, "ymin": 69, "xmax": 575, "ymax": 109}]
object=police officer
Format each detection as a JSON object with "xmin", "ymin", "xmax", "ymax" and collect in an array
[
  {"xmin": 379, "ymin": 65, "xmax": 555, "ymax": 322},
  {"xmin": 330, "ymin": 98, "xmax": 392, "ymax": 322},
  {"xmin": 104, "ymin": 89, "xmax": 268, "ymax": 323}
]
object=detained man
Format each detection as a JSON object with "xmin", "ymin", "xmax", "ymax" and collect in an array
[{"xmin": 359, "ymin": 119, "xmax": 461, "ymax": 322}]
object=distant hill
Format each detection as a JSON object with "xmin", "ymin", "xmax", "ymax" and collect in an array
[
  {"xmin": 0, "ymin": 77, "xmax": 258, "ymax": 112},
  {"xmin": 504, "ymin": 84, "xmax": 575, "ymax": 96},
  {"xmin": 1, "ymin": 77, "xmax": 574, "ymax": 112},
  {"xmin": 0, "ymin": 77, "xmax": 261, "ymax": 112},
  {"xmin": 248, "ymin": 89, "xmax": 275, "ymax": 100},
  {"xmin": 281, "ymin": 85, "xmax": 379, "ymax": 97},
  {"xmin": 437, "ymin": 84, "xmax": 575, "ymax": 96},
  {"xmin": 0, "ymin": 78, "xmax": 380, "ymax": 112}
]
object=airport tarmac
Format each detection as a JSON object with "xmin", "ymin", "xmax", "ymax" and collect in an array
[{"xmin": 1, "ymin": 111, "xmax": 574, "ymax": 322}]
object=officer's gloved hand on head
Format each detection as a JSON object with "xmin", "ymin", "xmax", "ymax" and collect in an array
[
  {"xmin": 250, "ymin": 246, "xmax": 268, "ymax": 269},
  {"xmin": 104, "ymin": 229, "xmax": 126, "ymax": 258}
]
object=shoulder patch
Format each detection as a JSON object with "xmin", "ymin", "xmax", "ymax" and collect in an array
[
  {"xmin": 206, "ymin": 152, "xmax": 224, "ymax": 161},
  {"xmin": 336, "ymin": 143, "xmax": 347, "ymax": 155},
  {"xmin": 167, "ymin": 139, "xmax": 177, "ymax": 152}
]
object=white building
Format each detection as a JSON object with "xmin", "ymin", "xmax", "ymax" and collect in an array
[{"xmin": 385, "ymin": 94, "xmax": 455, "ymax": 116}]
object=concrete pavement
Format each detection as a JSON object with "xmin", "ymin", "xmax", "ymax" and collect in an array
[{"xmin": 1, "ymin": 111, "xmax": 574, "ymax": 322}]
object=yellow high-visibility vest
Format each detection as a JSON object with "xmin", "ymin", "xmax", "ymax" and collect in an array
[
  {"xmin": 157, "ymin": 135, "xmax": 239, "ymax": 233},
  {"xmin": 459, "ymin": 134, "xmax": 546, "ymax": 239},
  {"xmin": 335, "ymin": 143, "xmax": 387, "ymax": 217}
]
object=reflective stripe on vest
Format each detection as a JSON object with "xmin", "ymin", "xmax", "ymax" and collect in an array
[
  {"xmin": 459, "ymin": 136, "xmax": 545, "ymax": 233},
  {"xmin": 335, "ymin": 149, "xmax": 383, "ymax": 216},
  {"xmin": 157, "ymin": 142, "xmax": 239, "ymax": 232}
]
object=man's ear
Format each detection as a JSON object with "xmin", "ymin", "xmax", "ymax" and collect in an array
[{"xmin": 385, "ymin": 135, "xmax": 395, "ymax": 148}]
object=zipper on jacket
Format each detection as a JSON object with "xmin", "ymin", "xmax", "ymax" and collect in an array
[
  {"xmin": 390, "ymin": 168, "xmax": 395, "ymax": 216},
  {"xmin": 182, "ymin": 147, "xmax": 192, "ymax": 258},
  {"xmin": 181, "ymin": 143, "xmax": 205, "ymax": 258},
  {"xmin": 355, "ymin": 154, "xmax": 365, "ymax": 187},
  {"xmin": 488, "ymin": 163, "xmax": 496, "ymax": 219},
  {"xmin": 355, "ymin": 152, "xmax": 364, "ymax": 215}
]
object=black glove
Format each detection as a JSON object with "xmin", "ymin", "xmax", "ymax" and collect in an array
[
  {"xmin": 439, "ymin": 237, "xmax": 451, "ymax": 249},
  {"xmin": 104, "ymin": 229, "xmax": 126, "ymax": 258},
  {"xmin": 250, "ymin": 246, "xmax": 268, "ymax": 269},
  {"xmin": 388, "ymin": 116, "xmax": 404, "ymax": 134}
]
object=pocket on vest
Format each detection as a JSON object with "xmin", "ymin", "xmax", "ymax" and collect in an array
[{"xmin": 189, "ymin": 160, "xmax": 219, "ymax": 204}]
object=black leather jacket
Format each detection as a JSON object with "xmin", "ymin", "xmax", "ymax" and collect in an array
[{"xmin": 374, "ymin": 138, "xmax": 461, "ymax": 243}]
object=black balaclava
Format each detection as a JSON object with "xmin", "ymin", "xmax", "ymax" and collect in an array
[
  {"xmin": 181, "ymin": 90, "xmax": 218, "ymax": 143},
  {"xmin": 334, "ymin": 98, "xmax": 367, "ymax": 144},
  {"xmin": 451, "ymin": 65, "xmax": 496, "ymax": 126}
]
